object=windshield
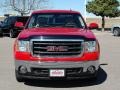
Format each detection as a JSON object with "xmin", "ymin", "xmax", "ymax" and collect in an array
[{"xmin": 27, "ymin": 13, "xmax": 86, "ymax": 29}]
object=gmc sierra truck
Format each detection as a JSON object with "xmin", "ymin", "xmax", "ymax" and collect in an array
[{"xmin": 14, "ymin": 10, "xmax": 100, "ymax": 82}]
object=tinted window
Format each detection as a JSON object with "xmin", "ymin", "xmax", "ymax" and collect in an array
[
  {"xmin": 17, "ymin": 17, "xmax": 29, "ymax": 25},
  {"xmin": 27, "ymin": 13, "xmax": 86, "ymax": 29},
  {"xmin": 8, "ymin": 17, "xmax": 16, "ymax": 24},
  {"xmin": 3, "ymin": 18, "xmax": 8, "ymax": 24}
]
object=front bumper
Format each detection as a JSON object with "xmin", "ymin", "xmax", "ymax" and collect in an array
[{"xmin": 15, "ymin": 60, "xmax": 99, "ymax": 80}]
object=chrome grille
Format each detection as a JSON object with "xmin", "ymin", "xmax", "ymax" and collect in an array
[{"xmin": 31, "ymin": 39, "xmax": 84, "ymax": 57}]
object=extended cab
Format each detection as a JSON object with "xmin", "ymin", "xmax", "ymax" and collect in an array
[
  {"xmin": 14, "ymin": 10, "xmax": 100, "ymax": 82},
  {"xmin": 0, "ymin": 16, "xmax": 29, "ymax": 38}
]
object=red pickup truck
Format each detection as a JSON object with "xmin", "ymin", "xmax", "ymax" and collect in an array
[{"xmin": 14, "ymin": 10, "xmax": 100, "ymax": 82}]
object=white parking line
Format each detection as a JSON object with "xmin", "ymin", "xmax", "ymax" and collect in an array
[{"xmin": 93, "ymin": 31, "xmax": 112, "ymax": 36}]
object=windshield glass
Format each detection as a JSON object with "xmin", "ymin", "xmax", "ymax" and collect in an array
[{"xmin": 27, "ymin": 13, "xmax": 86, "ymax": 29}]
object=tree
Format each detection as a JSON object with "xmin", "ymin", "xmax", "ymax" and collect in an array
[
  {"xmin": 1, "ymin": 0, "xmax": 49, "ymax": 16},
  {"xmin": 86, "ymin": 0, "xmax": 120, "ymax": 31}
]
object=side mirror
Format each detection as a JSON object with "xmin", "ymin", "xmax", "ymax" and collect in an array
[
  {"xmin": 15, "ymin": 22, "xmax": 24, "ymax": 28},
  {"xmin": 88, "ymin": 23, "xmax": 99, "ymax": 29}
]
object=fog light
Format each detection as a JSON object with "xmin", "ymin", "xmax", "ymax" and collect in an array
[
  {"xmin": 19, "ymin": 66, "xmax": 27, "ymax": 74},
  {"xmin": 87, "ymin": 66, "xmax": 95, "ymax": 74}
]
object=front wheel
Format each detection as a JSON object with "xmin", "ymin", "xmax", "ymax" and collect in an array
[
  {"xmin": 15, "ymin": 71, "xmax": 24, "ymax": 82},
  {"xmin": 113, "ymin": 28, "xmax": 120, "ymax": 36},
  {"xmin": 0, "ymin": 33, "xmax": 3, "ymax": 37},
  {"xmin": 0, "ymin": 29, "xmax": 3, "ymax": 37},
  {"xmin": 9, "ymin": 29, "xmax": 15, "ymax": 38}
]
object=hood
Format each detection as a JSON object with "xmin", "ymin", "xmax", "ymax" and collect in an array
[{"xmin": 18, "ymin": 27, "xmax": 96, "ymax": 40}]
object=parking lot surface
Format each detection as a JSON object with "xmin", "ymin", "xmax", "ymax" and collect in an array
[{"xmin": 0, "ymin": 31, "xmax": 120, "ymax": 90}]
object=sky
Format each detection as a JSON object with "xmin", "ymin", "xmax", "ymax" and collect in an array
[
  {"xmin": 0, "ymin": 0, "xmax": 119, "ymax": 17},
  {"xmin": 0, "ymin": 0, "xmax": 89, "ymax": 17},
  {"xmin": 50, "ymin": 0, "xmax": 86, "ymax": 16},
  {"xmin": 49, "ymin": 0, "xmax": 96, "ymax": 18}
]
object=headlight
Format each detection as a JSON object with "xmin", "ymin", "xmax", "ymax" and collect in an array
[
  {"xmin": 84, "ymin": 41, "xmax": 96, "ymax": 52},
  {"xmin": 16, "ymin": 40, "xmax": 30, "ymax": 52}
]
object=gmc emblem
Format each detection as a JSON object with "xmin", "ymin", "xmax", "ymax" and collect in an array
[{"xmin": 46, "ymin": 46, "xmax": 68, "ymax": 52}]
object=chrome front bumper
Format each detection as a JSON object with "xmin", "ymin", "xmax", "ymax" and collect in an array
[{"xmin": 15, "ymin": 60, "xmax": 99, "ymax": 79}]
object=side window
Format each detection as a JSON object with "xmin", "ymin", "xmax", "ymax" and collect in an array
[
  {"xmin": 3, "ymin": 18, "xmax": 8, "ymax": 24},
  {"xmin": 7, "ymin": 17, "xmax": 11, "ymax": 24},
  {"xmin": 78, "ymin": 17, "xmax": 85, "ymax": 28},
  {"xmin": 11, "ymin": 17, "xmax": 16, "ymax": 24},
  {"xmin": 28, "ymin": 16, "xmax": 36, "ymax": 28}
]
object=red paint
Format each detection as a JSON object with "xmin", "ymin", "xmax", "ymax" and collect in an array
[
  {"xmin": 15, "ymin": 22, "xmax": 24, "ymax": 28},
  {"xmin": 14, "ymin": 10, "xmax": 100, "ymax": 62},
  {"xmin": 89, "ymin": 23, "xmax": 99, "ymax": 29},
  {"xmin": 14, "ymin": 51, "xmax": 100, "ymax": 62},
  {"xmin": 18, "ymin": 28, "xmax": 96, "ymax": 39},
  {"xmin": 32, "ymin": 10, "xmax": 80, "ymax": 14}
]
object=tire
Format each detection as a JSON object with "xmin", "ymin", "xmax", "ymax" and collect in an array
[
  {"xmin": 87, "ymin": 72, "xmax": 98, "ymax": 82},
  {"xmin": 113, "ymin": 28, "xmax": 120, "ymax": 36},
  {"xmin": 0, "ymin": 33, "xmax": 3, "ymax": 37},
  {"xmin": 9, "ymin": 29, "xmax": 15, "ymax": 38},
  {"xmin": 0, "ymin": 29, "xmax": 3, "ymax": 37},
  {"xmin": 15, "ymin": 71, "xmax": 24, "ymax": 82},
  {"xmin": 91, "ymin": 74, "xmax": 98, "ymax": 80}
]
